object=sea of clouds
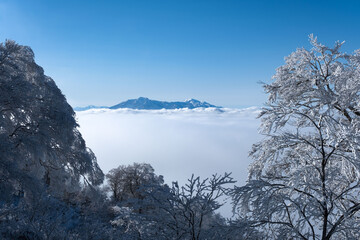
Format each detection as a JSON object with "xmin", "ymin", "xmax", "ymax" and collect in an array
[{"xmin": 76, "ymin": 107, "xmax": 262, "ymax": 217}]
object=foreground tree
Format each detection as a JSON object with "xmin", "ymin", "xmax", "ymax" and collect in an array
[
  {"xmin": 108, "ymin": 163, "xmax": 234, "ymax": 239},
  {"xmin": 106, "ymin": 163, "xmax": 164, "ymax": 203},
  {"xmin": 143, "ymin": 173, "xmax": 234, "ymax": 240},
  {"xmin": 230, "ymin": 36, "xmax": 360, "ymax": 239},
  {"xmin": 0, "ymin": 40, "xmax": 105, "ymax": 238},
  {"xmin": 0, "ymin": 40, "xmax": 104, "ymax": 196}
]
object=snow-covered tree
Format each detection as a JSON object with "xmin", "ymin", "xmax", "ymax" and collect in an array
[
  {"xmin": 0, "ymin": 40, "xmax": 104, "ymax": 197},
  {"xmin": 142, "ymin": 173, "xmax": 234, "ymax": 240},
  {"xmin": 107, "ymin": 164, "xmax": 234, "ymax": 239},
  {"xmin": 106, "ymin": 163, "xmax": 164, "ymax": 203},
  {"xmin": 230, "ymin": 35, "xmax": 360, "ymax": 239},
  {"xmin": 0, "ymin": 40, "xmax": 105, "ymax": 238},
  {"xmin": 106, "ymin": 163, "xmax": 166, "ymax": 239}
]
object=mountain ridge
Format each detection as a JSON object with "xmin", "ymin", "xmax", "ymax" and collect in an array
[{"xmin": 74, "ymin": 97, "xmax": 220, "ymax": 111}]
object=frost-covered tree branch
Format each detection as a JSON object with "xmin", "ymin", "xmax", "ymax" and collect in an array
[{"xmin": 230, "ymin": 35, "xmax": 360, "ymax": 239}]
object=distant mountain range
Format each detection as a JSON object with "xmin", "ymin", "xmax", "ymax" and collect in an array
[{"xmin": 74, "ymin": 97, "xmax": 220, "ymax": 111}]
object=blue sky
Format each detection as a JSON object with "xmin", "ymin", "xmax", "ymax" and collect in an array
[{"xmin": 1, "ymin": 0, "xmax": 360, "ymax": 108}]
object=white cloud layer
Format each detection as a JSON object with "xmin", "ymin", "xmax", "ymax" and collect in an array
[{"xmin": 76, "ymin": 107, "xmax": 262, "ymax": 217}]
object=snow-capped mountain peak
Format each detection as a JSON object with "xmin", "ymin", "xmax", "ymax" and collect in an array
[
  {"xmin": 75, "ymin": 97, "xmax": 220, "ymax": 111},
  {"xmin": 109, "ymin": 97, "xmax": 218, "ymax": 110}
]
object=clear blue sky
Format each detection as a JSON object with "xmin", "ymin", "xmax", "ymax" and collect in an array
[{"xmin": 1, "ymin": 0, "xmax": 360, "ymax": 108}]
